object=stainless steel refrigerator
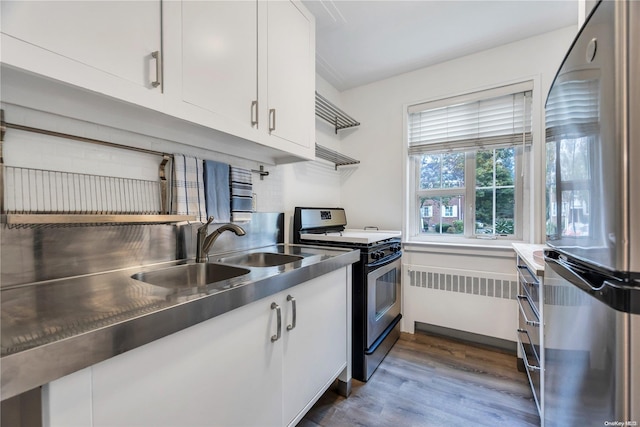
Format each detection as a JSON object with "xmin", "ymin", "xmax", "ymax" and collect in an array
[{"xmin": 544, "ymin": 0, "xmax": 639, "ymax": 426}]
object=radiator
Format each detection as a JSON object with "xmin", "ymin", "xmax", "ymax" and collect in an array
[
  {"xmin": 403, "ymin": 264, "xmax": 518, "ymax": 341},
  {"xmin": 406, "ymin": 266, "xmax": 518, "ymax": 300}
]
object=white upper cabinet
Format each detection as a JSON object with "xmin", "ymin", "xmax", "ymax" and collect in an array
[
  {"xmin": 174, "ymin": 0, "xmax": 315, "ymax": 159},
  {"xmin": 1, "ymin": 1, "xmax": 163, "ymax": 106},
  {"xmin": 180, "ymin": 0, "xmax": 258, "ymax": 132},
  {"xmin": 259, "ymin": 1, "xmax": 315, "ymax": 155},
  {"xmin": 1, "ymin": 0, "xmax": 315, "ymax": 163}
]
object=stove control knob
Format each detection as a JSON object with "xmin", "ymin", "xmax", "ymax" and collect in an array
[{"xmin": 371, "ymin": 252, "xmax": 381, "ymax": 260}]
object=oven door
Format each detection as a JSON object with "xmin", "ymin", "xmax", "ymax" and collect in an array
[{"xmin": 366, "ymin": 254, "xmax": 402, "ymax": 349}]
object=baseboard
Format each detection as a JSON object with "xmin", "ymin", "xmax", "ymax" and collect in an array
[{"xmin": 415, "ymin": 322, "xmax": 517, "ymax": 355}]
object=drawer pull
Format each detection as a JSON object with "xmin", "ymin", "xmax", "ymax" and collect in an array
[
  {"xmin": 516, "ymin": 329, "xmax": 541, "ymax": 372},
  {"xmin": 151, "ymin": 50, "xmax": 162, "ymax": 89},
  {"xmin": 517, "ymin": 265, "xmax": 539, "ymax": 286},
  {"xmin": 271, "ymin": 302, "xmax": 281, "ymax": 342},
  {"xmin": 517, "ymin": 295, "xmax": 540, "ymax": 326},
  {"xmin": 286, "ymin": 295, "xmax": 296, "ymax": 331},
  {"xmin": 268, "ymin": 108, "xmax": 276, "ymax": 132},
  {"xmin": 251, "ymin": 100, "xmax": 258, "ymax": 127}
]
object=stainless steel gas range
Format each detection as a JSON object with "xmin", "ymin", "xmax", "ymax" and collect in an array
[{"xmin": 293, "ymin": 207, "xmax": 402, "ymax": 381}]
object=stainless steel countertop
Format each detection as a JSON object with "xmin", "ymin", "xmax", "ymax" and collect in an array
[{"xmin": 0, "ymin": 244, "xmax": 359, "ymax": 400}]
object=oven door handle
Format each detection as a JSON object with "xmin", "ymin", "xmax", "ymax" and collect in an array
[
  {"xmin": 365, "ymin": 314, "xmax": 402, "ymax": 355},
  {"xmin": 366, "ymin": 251, "xmax": 402, "ymax": 269}
]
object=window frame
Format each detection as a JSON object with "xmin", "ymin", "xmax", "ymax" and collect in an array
[{"xmin": 405, "ymin": 82, "xmax": 533, "ymax": 245}]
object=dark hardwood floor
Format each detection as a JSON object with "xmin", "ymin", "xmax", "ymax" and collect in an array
[{"xmin": 300, "ymin": 331, "xmax": 539, "ymax": 427}]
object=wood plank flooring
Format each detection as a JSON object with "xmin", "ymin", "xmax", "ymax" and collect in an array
[{"xmin": 300, "ymin": 332, "xmax": 539, "ymax": 427}]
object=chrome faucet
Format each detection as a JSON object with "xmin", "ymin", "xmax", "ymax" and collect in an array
[{"xmin": 196, "ymin": 217, "xmax": 246, "ymax": 263}]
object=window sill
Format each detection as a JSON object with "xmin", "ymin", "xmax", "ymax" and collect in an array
[{"xmin": 403, "ymin": 237, "xmax": 523, "ymax": 258}]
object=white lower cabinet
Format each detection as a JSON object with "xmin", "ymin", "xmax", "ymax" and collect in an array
[
  {"xmin": 282, "ymin": 267, "xmax": 347, "ymax": 426},
  {"xmin": 42, "ymin": 267, "xmax": 350, "ymax": 427}
]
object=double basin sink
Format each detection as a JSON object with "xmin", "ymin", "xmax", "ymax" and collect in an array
[{"xmin": 130, "ymin": 249, "xmax": 306, "ymax": 294}]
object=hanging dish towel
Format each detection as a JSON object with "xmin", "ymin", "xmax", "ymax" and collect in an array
[
  {"xmin": 230, "ymin": 166, "xmax": 253, "ymax": 222},
  {"xmin": 203, "ymin": 160, "xmax": 231, "ymax": 223},
  {"xmin": 172, "ymin": 154, "xmax": 207, "ymax": 223}
]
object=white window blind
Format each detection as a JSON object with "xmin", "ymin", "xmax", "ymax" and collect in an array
[{"xmin": 408, "ymin": 83, "xmax": 533, "ymax": 155}]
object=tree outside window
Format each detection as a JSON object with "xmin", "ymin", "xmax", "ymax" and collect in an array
[{"xmin": 475, "ymin": 148, "xmax": 516, "ymax": 235}]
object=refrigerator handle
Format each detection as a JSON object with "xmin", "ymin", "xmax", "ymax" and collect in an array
[{"xmin": 546, "ymin": 256, "xmax": 606, "ymax": 292}]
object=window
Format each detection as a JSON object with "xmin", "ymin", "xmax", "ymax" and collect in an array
[
  {"xmin": 407, "ymin": 82, "xmax": 532, "ymax": 241},
  {"xmin": 443, "ymin": 205, "xmax": 458, "ymax": 218}
]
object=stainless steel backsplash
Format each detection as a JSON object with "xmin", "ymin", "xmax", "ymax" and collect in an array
[{"xmin": 1, "ymin": 213, "xmax": 284, "ymax": 288}]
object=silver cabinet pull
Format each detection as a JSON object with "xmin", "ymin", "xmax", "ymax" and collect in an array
[
  {"xmin": 268, "ymin": 108, "xmax": 276, "ymax": 132},
  {"xmin": 271, "ymin": 302, "xmax": 281, "ymax": 342},
  {"xmin": 286, "ymin": 295, "xmax": 296, "ymax": 331},
  {"xmin": 517, "ymin": 295, "xmax": 540, "ymax": 326},
  {"xmin": 251, "ymin": 100, "xmax": 258, "ymax": 127},
  {"xmin": 151, "ymin": 51, "xmax": 162, "ymax": 88},
  {"xmin": 516, "ymin": 329, "xmax": 541, "ymax": 372}
]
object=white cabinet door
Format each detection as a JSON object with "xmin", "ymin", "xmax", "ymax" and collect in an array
[
  {"xmin": 89, "ymin": 298, "xmax": 283, "ymax": 427},
  {"xmin": 1, "ymin": 1, "xmax": 162, "ymax": 95},
  {"xmin": 263, "ymin": 0, "xmax": 315, "ymax": 151},
  {"xmin": 282, "ymin": 267, "xmax": 348, "ymax": 426},
  {"xmin": 42, "ymin": 368, "xmax": 93, "ymax": 427},
  {"xmin": 181, "ymin": 0, "xmax": 258, "ymax": 129}
]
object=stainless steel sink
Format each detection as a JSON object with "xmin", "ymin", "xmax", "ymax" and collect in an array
[
  {"xmin": 218, "ymin": 252, "xmax": 304, "ymax": 267},
  {"xmin": 131, "ymin": 263, "xmax": 250, "ymax": 289}
]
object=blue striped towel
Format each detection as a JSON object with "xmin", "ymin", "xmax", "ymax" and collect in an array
[
  {"xmin": 230, "ymin": 166, "xmax": 252, "ymax": 222},
  {"xmin": 172, "ymin": 154, "xmax": 207, "ymax": 222},
  {"xmin": 204, "ymin": 160, "xmax": 231, "ymax": 223}
]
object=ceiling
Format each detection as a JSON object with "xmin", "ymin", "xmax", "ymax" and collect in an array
[{"xmin": 301, "ymin": 0, "xmax": 578, "ymax": 91}]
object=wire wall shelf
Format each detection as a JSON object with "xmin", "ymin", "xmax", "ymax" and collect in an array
[
  {"xmin": 315, "ymin": 92, "xmax": 360, "ymax": 134},
  {"xmin": 315, "ymin": 144, "xmax": 360, "ymax": 170}
]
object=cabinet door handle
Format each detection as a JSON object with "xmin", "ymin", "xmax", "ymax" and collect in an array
[
  {"xmin": 268, "ymin": 108, "xmax": 276, "ymax": 132},
  {"xmin": 251, "ymin": 100, "xmax": 258, "ymax": 127},
  {"xmin": 286, "ymin": 295, "xmax": 296, "ymax": 331},
  {"xmin": 151, "ymin": 50, "xmax": 162, "ymax": 89},
  {"xmin": 271, "ymin": 302, "xmax": 281, "ymax": 342},
  {"xmin": 517, "ymin": 295, "xmax": 540, "ymax": 326}
]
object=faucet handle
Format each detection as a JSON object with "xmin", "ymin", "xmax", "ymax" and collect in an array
[{"xmin": 198, "ymin": 216, "xmax": 214, "ymax": 232}]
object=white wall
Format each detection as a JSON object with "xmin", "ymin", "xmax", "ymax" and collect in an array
[
  {"xmin": 280, "ymin": 74, "xmax": 347, "ymax": 240},
  {"xmin": 335, "ymin": 26, "xmax": 578, "ymax": 339},
  {"xmin": 339, "ymin": 26, "xmax": 577, "ymax": 235}
]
